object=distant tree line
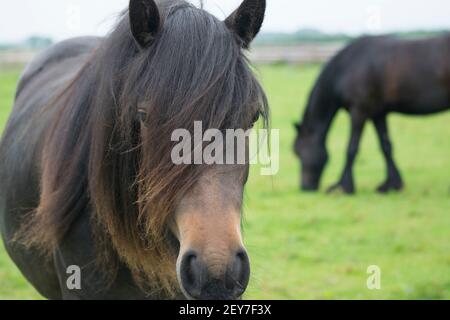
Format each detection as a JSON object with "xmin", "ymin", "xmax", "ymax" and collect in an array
[
  {"xmin": 1, "ymin": 30, "xmax": 447, "ymax": 50},
  {"xmin": 0, "ymin": 36, "xmax": 53, "ymax": 50},
  {"xmin": 254, "ymin": 29, "xmax": 448, "ymax": 46}
]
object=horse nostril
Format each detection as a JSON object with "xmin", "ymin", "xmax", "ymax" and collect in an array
[
  {"xmin": 227, "ymin": 250, "xmax": 250, "ymax": 296},
  {"xmin": 180, "ymin": 251, "xmax": 203, "ymax": 299}
]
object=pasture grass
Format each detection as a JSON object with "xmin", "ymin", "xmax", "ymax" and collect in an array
[{"xmin": 0, "ymin": 64, "xmax": 449, "ymax": 300}]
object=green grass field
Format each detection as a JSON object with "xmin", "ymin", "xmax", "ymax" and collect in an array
[{"xmin": 0, "ymin": 64, "xmax": 449, "ymax": 300}]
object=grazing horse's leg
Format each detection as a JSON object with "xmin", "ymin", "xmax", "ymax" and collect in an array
[
  {"xmin": 373, "ymin": 114, "xmax": 404, "ymax": 193},
  {"xmin": 328, "ymin": 111, "xmax": 366, "ymax": 194}
]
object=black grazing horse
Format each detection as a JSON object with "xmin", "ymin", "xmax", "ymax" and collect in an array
[
  {"xmin": 295, "ymin": 34, "xmax": 450, "ymax": 194},
  {"xmin": 0, "ymin": 0, "xmax": 268, "ymax": 300}
]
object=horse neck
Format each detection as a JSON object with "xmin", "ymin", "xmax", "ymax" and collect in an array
[{"xmin": 302, "ymin": 85, "xmax": 340, "ymax": 144}]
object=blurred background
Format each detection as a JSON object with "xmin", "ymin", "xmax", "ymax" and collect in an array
[
  {"xmin": 1, "ymin": 0, "xmax": 450, "ymax": 65},
  {"xmin": 0, "ymin": 0, "xmax": 449, "ymax": 300}
]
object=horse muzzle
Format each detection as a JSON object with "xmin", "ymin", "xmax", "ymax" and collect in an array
[{"xmin": 177, "ymin": 248, "xmax": 250, "ymax": 300}]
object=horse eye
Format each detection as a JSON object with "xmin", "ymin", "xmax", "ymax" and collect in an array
[{"xmin": 137, "ymin": 109, "xmax": 147, "ymax": 123}]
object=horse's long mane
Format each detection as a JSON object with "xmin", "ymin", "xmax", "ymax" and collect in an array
[{"xmin": 17, "ymin": 0, "xmax": 268, "ymax": 297}]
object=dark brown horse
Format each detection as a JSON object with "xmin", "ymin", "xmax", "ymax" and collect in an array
[
  {"xmin": 0, "ymin": 0, "xmax": 268, "ymax": 300},
  {"xmin": 295, "ymin": 34, "xmax": 450, "ymax": 194}
]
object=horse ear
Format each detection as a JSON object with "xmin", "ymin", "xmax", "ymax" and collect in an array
[
  {"xmin": 225, "ymin": 0, "xmax": 266, "ymax": 48},
  {"xmin": 129, "ymin": 0, "xmax": 161, "ymax": 48}
]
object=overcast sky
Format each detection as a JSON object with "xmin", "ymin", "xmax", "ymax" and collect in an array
[{"xmin": 1, "ymin": 0, "xmax": 449, "ymax": 42}]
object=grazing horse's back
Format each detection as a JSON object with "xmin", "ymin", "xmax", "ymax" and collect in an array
[
  {"xmin": 0, "ymin": 37, "xmax": 99, "ymax": 299},
  {"xmin": 336, "ymin": 34, "xmax": 450, "ymax": 115}
]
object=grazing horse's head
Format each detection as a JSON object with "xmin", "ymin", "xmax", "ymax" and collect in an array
[
  {"xmin": 294, "ymin": 122, "xmax": 328, "ymax": 191},
  {"xmin": 91, "ymin": 0, "xmax": 267, "ymax": 300}
]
